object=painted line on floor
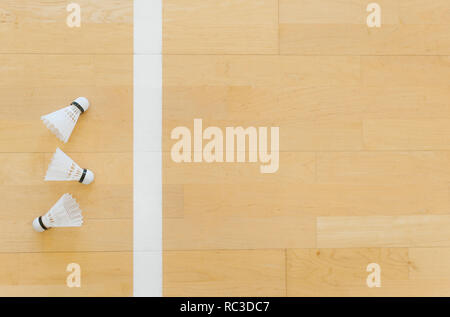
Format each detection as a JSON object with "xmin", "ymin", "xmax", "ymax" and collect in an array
[{"xmin": 133, "ymin": 0, "xmax": 162, "ymax": 297}]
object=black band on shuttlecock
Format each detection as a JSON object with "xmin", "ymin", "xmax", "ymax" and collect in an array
[
  {"xmin": 71, "ymin": 101, "xmax": 85, "ymax": 114},
  {"xmin": 38, "ymin": 216, "xmax": 48, "ymax": 231},
  {"xmin": 79, "ymin": 169, "xmax": 87, "ymax": 183}
]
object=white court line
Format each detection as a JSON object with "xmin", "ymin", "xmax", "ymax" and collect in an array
[{"xmin": 133, "ymin": 0, "xmax": 162, "ymax": 297}]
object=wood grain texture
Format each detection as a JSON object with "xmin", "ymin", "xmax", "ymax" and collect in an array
[
  {"xmin": 317, "ymin": 215, "xmax": 450, "ymax": 248},
  {"xmin": 182, "ymin": 183, "xmax": 450, "ymax": 217},
  {"xmin": 0, "ymin": 55, "xmax": 133, "ymax": 153},
  {"xmin": 317, "ymin": 151, "xmax": 450, "ymax": 184},
  {"xmin": 165, "ymin": 215, "xmax": 316, "ymax": 250},
  {"xmin": 0, "ymin": 0, "xmax": 133, "ymax": 54},
  {"xmin": 0, "ymin": 152, "xmax": 132, "ymax": 220},
  {"xmin": 0, "ymin": 1, "xmax": 133, "ymax": 296},
  {"xmin": 287, "ymin": 248, "xmax": 409, "ymax": 296},
  {"xmin": 163, "ymin": 151, "xmax": 315, "ymax": 185},
  {"xmin": 164, "ymin": 250, "xmax": 285, "ymax": 296},
  {"xmin": 0, "ymin": 185, "xmax": 132, "ymax": 219},
  {"xmin": 163, "ymin": 55, "xmax": 363, "ymax": 151},
  {"xmin": 287, "ymin": 247, "xmax": 450, "ymax": 297},
  {"xmin": 0, "ymin": 252, "xmax": 132, "ymax": 296},
  {"xmin": 7, "ymin": 0, "xmax": 448, "ymax": 297},
  {"xmin": 0, "ymin": 152, "xmax": 132, "ymax": 185},
  {"xmin": 0, "ymin": 219, "xmax": 132, "ymax": 252},
  {"xmin": 361, "ymin": 56, "xmax": 450, "ymax": 150},
  {"xmin": 404, "ymin": 248, "xmax": 450, "ymax": 296},
  {"xmin": 163, "ymin": 184, "xmax": 184, "ymax": 218},
  {"xmin": 280, "ymin": 0, "xmax": 450, "ymax": 55},
  {"xmin": 163, "ymin": 0, "xmax": 450, "ymax": 296},
  {"xmin": 163, "ymin": 0, "xmax": 278, "ymax": 54},
  {"xmin": 407, "ymin": 248, "xmax": 450, "ymax": 296}
]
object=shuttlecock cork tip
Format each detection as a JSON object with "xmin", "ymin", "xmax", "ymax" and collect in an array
[
  {"xmin": 80, "ymin": 169, "xmax": 95, "ymax": 185},
  {"xmin": 32, "ymin": 217, "xmax": 47, "ymax": 232},
  {"xmin": 73, "ymin": 97, "xmax": 90, "ymax": 112}
]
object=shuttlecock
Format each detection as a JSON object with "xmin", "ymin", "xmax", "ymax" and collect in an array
[
  {"xmin": 45, "ymin": 148, "xmax": 95, "ymax": 185},
  {"xmin": 41, "ymin": 97, "xmax": 90, "ymax": 143},
  {"xmin": 32, "ymin": 193, "xmax": 83, "ymax": 232}
]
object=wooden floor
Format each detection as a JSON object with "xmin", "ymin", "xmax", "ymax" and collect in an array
[
  {"xmin": 0, "ymin": 1, "xmax": 133, "ymax": 296},
  {"xmin": 162, "ymin": 0, "xmax": 450, "ymax": 296},
  {"xmin": 2, "ymin": 0, "xmax": 450, "ymax": 297}
]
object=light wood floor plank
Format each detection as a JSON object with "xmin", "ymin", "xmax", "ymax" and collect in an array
[
  {"xmin": 0, "ymin": 54, "xmax": 132, "ymax": 152},
  {"xmin": 359, "ymin": 85, "xmax": 450, "ymax": 120},
  {"xmin": 183, "ymin": 183, "xmax": 450, "ymax": 217},
  {"xmin": 163, "ymin": 55, "xmax": 280, "ymax": 89},
  {"xmin": 0, "ymin": 153, "xmax": 44, "ymax": 185},
  {"xmin": 280, "ymin": 24, "xmax": 426, "ymax": 55},
  {"xmin": 164, "ymin": 119, "xmax": 362, "ymax": 152},
  {"xmin": 0, "ymin": 152, "xmax": 132, "ymax": 185},
  {"xmin": 317, "ymin": 151, "xmax": 450, "ymax": 184},
  {"xmin": 164, "ymin": 55, "xmax": 363, "ymax": 151},
  {"xmin": 162, "ymin": 0, "xmax": 450, "ymax": 297},
  {"xmin": 362, "ymin": 56, "xmax": 450, "ymax": 88},
  {"xmin": 399, "ymin": 1, "xmax": 450, "ymax": 54},
  {"xmin": 407, "ymin": 248, "xmax": 450, "ymax": 295},
  {"xmin": 0, "ymin": 1, "xmax": 133, "ymax": 297},
  {"xmin": 361, "ymin": 56, "xmax": 450, "ymax": 150},
  {"xmin": 164, "ymin": 56, "xmax": 359, "ymax": 87},
  {"xmin": 164, "ymin": 250, "xmax": 285, "ymax": 296},
  {"xmin": 0, "ymin": 185, "xmax": 132, "ymax": 220},
  {"xmin": 164, "ymin": 215, "xmax": 316, "ymax": 250},
  {"xmin": 0, "ymin": 120, "xmax": 132, "ymax": 153},
  {"xmin": 163, "ymin": 151, "xmax": 315, "ymax": 185},
  {"xmin": 287, "ymin": 248, "xmax": 409, "ymax": 296},
  {"xmin": 0, "ymin": 87, "xmax": 131, "ymax": 121},
  {"xmin": 398, "ymin": 0, "xmax": 450, "ymax": 24},
  {"xmin": 280, "ymin": 0, "xmax": 450, "ymax": 55},
  {"xmin": 364, "ymin": 119, "xmax": 450, "ymax": 150},
  {"xmin": 0, "ymin": 55, "xmax": 132, "ymax": 89},
  {"xmin": 0, "ymin": 0, "xmax": 132, "ymax": 54},
  {"xmin": 280, "ymin": 0, "xmax": 399, "ymax": 25},
  {"xmin": 0, "ymin": 252, "xmax": 132, "ymax": 296},
  {"xmin": 317, "ymin": 215, "xmax": 450, "ymax": 248},
  {"xmin": 164, "ymin": 55, "xmax": 359, "ymax": 99},
  {"xmin": 0, "ymin": 219, "xmax": 132, "ymax": 253},
  {"xmin": 163, "ymin": 0, "xmax": 278, "ymax": 54},
  {"xmin": 163, "ymin": 184, "xmax": 184, "ymax": 218}
]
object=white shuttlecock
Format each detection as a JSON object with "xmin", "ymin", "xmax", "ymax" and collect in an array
[
  {"xmin": 41, "ymin": 97, "xmax": 90, "ymax": 143},
  {"xmin": 45, "ymin": 148, "xmax": 95, "ymax": 185},
  {"xmin": 32, "ymin": 193, "xmax": 83, "ymax": 232}
]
